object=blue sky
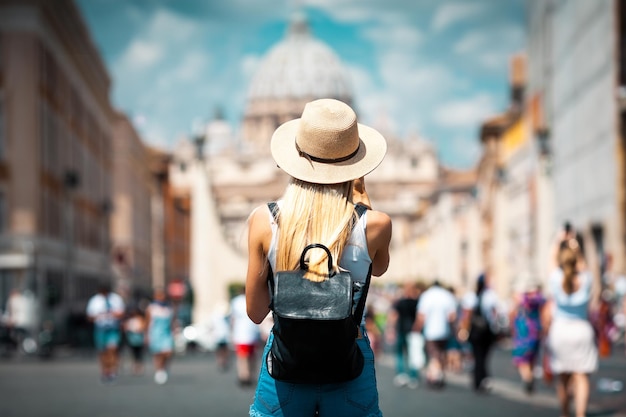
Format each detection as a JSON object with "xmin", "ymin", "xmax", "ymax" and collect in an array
[{"xmin": 76, "ymin": 0, "xmax": 527, "ymax": 169}]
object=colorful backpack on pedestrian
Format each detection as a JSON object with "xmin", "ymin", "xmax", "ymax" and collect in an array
[{"xmin": 265, "ymin": 202, "xmax": 371, "ymax": 384}]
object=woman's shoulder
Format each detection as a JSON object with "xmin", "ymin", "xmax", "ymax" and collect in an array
[
  {"xmin": 364, "ymin": 209, "xmax": 391, "ymax": 241},
  {"xmin": 365, "ymin": 209, "xmax": 392, "ymax": 228},
  {"xmin": 248, "ymin": 203, "xmax": 273, "ymax": 229}
]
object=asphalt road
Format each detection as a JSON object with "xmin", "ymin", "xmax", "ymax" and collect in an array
[{"xmin": 0, "ymin": 345, "xmax": 624, "ymax": 417}]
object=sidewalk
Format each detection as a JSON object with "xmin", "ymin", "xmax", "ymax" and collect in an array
[{"xmin": 379, "ymin": 341, "xmax": 626, "ymax": 416}]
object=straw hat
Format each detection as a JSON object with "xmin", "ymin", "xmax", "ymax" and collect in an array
[{"xmin": 270, "ymin": 98, "xmax": 387, "ymax": 184}]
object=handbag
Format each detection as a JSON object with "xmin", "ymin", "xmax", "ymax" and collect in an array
[{"xmin": 407, "ymin": 331, "xmax": 426, "ymax": 370}]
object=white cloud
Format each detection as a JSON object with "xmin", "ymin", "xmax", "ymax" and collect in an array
[
  {"xmin": 433, "ymin": 94, "xmax": 498, "ymax": 128},
  {"xmin": 113, "ymin": 9, "xmax": 205, "ymax": 75},
  {"xmin": 145, "ymin": 9, "xmax": 200, "ymax": 42},
  {"xmin": 454, "ymin": 31, "xmax": 487, "ymax": 54},
  {"xmin": 403, "ymin": 64, "xmax": 456, "ymax": 92},
  {"xmin": 172, "ymin": 51, "xmax": 211, "ymax": 82},
  {"xmin": 116, "ymin": 39, "xmax": 164, "ymax": 72},
  {"xmin": 378, "ymin": 51, "xmax": 458, "ymax": 98},
  {"xmin": 432, "ymin": 2, "xmax": 485, "ymax": 31},
  {"xmin": 454, "ymin": 26, "xmax": 525, "ymax": 70},
  {"xmin": 363, "ymin": 25, "xmax": 423, "ymax": 49},
  {"xmin": 303, "ymin": 0, "xmax": 377, "ymax": 22}
]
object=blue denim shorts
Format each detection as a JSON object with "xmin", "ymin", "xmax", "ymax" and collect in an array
[
  {"xmin": 94, "ymin": 327, "xmax": 120, "ymax": 351},
  {"xmin": 249, "ymin": 328, "xmax": 382, "ymax": 417}
]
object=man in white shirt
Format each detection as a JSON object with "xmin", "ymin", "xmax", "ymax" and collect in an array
[
  {"xmin": 5, "ymin": 289, "xmax": 37, "ymax": 354},
  {"xmin": 230, "ymin": 287, "xmax": 260, "ymax": 387},
  {"xmin": 415, "ymin": 280, "xmax": 457, "ymax": 388},
  {"xmin": 461, "ymin": 287, "xmax": 499, "ymax": 328},
  {"xmin": 86, "ymin": 283, "xmax": 125, "ymax": 384}
]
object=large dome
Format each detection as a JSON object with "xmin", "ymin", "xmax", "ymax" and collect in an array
[{"xmin": 247, "ymin": 14, "xmax": 352, "ymax": 101}]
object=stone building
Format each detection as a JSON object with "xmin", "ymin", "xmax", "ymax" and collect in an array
[
  {"xmin": 413, "ymin": 167, "xmax": 481, "ymax": 293},
  {"xmin": 0, "ymin": 0, "xmax": 114, "ymax": 341},
  {"xmin": 466, "ymin": 1, "xmax": 626, "ymax": 302},
  {"xmin": 173, "ymin": 14, "xmax": 440, "ymax": 323},
  {"xmin": 110, "ymin": 112, "xmax": 154, "ymax": 300},
  {"xmin": 241, "ymin": 12, "xmax": 352, "ymax": 152},
  {"xmin": 474, "ymin": 54, "xmax": 555, "ymax": 300},
  {"xmin": 527, "ymin": 0, "xmax": 626, "ymax": 282}
]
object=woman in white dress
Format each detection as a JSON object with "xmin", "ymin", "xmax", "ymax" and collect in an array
[{"xmin": 545, "ymin": 239, "xmax": 598, "ymax": 417}]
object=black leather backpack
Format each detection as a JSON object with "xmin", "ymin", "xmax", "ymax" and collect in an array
[{"xmin": 266, "ymin": 202, "xmax": 371, "ymax": 384}]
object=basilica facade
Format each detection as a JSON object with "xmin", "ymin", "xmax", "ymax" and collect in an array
[{"xmin": 169, "ymin": 14, "xmax": 444, "ymax": 322}]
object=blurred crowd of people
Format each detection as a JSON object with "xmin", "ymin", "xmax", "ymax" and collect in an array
[
  {"xmin": 364, "ymin": 221, "xmax": 626, "ymax": 417},
  {"xmin": 85, "ymin": 283, "xmax": 179, "ymax": 385},
  {"xmin": 5, "ymin": 224, "xmax": 624, "ymax": 417},
  {"xmin": 80, "ymin": 283, "xmax": 269, "ymax": 389},
  {"xmin": 380, "ymin": 273, "xmax": 503, "ymax": 393}
]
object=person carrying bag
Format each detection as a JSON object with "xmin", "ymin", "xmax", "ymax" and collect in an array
[
  {"xmin": 245, "ymin": 98, "xmax": 392, "ymax": 417},
  {"xmin": 266, "ymin": 217, "xmax": 370, "ymax": 384}
]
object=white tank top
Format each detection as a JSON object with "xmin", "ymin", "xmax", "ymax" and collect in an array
[{"xmin": 267, "ymin": 202, "xmax": 373, "ymax": 324}]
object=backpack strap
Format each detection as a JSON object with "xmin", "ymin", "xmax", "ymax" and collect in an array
[
  {"xmin": 268, "ymin": 201, "xmax": 279, "ymax": 222},
  {"xmin": 354, "ymin": 202, "xmax": 368, "ymax": 219},
  {"xmin": 352, "ymin": 264, "xmax": 372, "ymax": 326},
  {"xmin": 267, "ymin": 202, "xmax": 367, "ymax": 222},
  {"xmin": 266, "ymin": 202, "xmax": 279, "ymax": 303},
  {"xmin": 266, "ymin": 202, "xmax": 371, "ymax": 322}
]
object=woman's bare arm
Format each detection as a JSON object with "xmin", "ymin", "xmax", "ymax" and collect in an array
[
  {"xmin": 353, "ymin": 176, "xmax": 391, "ymax": 277},
  {"xmin": 366, "ymin": 209, "xmax": 392, "ymax": 277},
  {"xmin": 245, "ymin": 206, "xmax": 273, "ymax": 324}
]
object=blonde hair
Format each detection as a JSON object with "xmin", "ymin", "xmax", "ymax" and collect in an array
[
  {"xmin": 275, "ymin": 178, "xmax": 356, "ymax": 282},
  {"xmin": 559, "ymin": 242, "xmax": 578, "ymax": 294}
]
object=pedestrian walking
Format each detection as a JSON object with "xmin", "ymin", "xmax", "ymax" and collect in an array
[
  {"xmin": 595, "ymin": 253, "xmax": 616, "ymax": 358},
  {"xmin": 209, "ymin": 302, "xmax": 231, "ymax": 372},
  {"xmin": 509, "ymin": 270, "xmax": 546, "ymax": 394},
  {"xmin": 388, "ymin": 282, "xmax": 422, "ymax": 388},
  {"xmin": 86, "ymin": 283, "xmax": 125, "ymax": 384},
  {"xmin": 614, "ymin": 272, "xmax": 626, "ymax": 355},
  {"xmin": 230, "ymin": 287, "xmax": 260, "ymax": 387},
  {"xmin": 545, "ymin": 240, "xmax": 598, "ymax": 417},
  {"xmin": 445, "ymin": 286, "xmax": 464, "ymax": 374},
  {"xmin": 123, "ymin": 308, "xmax": 146, "ymax": 376},
  {"xmin": 145, "ymin": 288, "xmax": 175, "ymax": 385},
  {"xmin": 5, "ymin": 288, "xmax": 37, "ymax": 354},
  {"xmin": 414, "ymin": 280, "xmax": 457, "ymax": 389},
  {"xmin": 460, "ymin": 273, "xmax": 499, "ymax": 393},
  {"xmin": 245, "ymin": 98, "xmax": 391, "ymax": 417}
]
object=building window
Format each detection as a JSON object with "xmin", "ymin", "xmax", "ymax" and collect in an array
[
  {"xmin": 0, "ymin": 190, "xmax": 6, "ymax": 234},
  {"xmin": 0, "ymin": 92, "xmax": 4, "ymax": 160}
]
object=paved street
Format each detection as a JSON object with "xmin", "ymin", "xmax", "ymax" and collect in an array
[{"xmin": 1, "ymin": 345, "xmax": 624, "ymax": 417}]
